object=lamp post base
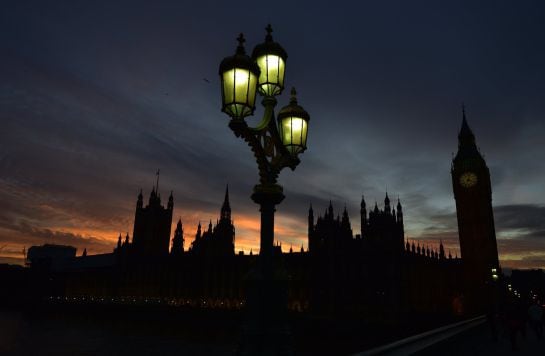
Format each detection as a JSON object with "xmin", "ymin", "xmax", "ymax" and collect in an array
[
  {"xmin": 235, "ymin": 183, "xmax": 293, "ymax": 355},
  {"xmin": 236, "ymin": 254, "xmax": 293, "ymax": 356}
]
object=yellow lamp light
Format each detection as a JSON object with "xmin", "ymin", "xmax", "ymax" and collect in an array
[
  {"xmin": 252, "ymin": 24, "xmax": 287, "ymax": 97},
  {"xmin": 219, "ymin": 34, "xmax": 260, "ymax": 120},
  {"xmin": 277, "ymin": 88, "xmax": 310, "ymax": 155}
]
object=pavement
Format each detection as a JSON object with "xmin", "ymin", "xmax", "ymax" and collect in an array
[{"xmin": 415, "ymin": 321, "xmax": 545, "ymax": 356}]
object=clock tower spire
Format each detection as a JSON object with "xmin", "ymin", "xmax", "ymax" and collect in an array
[{"xmin": 451, "ymin": 108, "xmax": 499, "ymax": 312}]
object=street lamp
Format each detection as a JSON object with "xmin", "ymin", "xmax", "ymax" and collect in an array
[
  {"xmin": 219, "ymin": 25, "xmax": 310, "ymax": 353},
  {"xmin": 219, "ymin": 25, "xmax": 309, "ymax": 258}
]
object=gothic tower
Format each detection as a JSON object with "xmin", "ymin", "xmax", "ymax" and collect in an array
[
  {"xmin": 451, "ymin": 109, "xmax": 499, "ymax": 307},
  {"xmin": 171, "ymin": 218, "xmax": 184, "ymax": 256},
  {"xmin": 131, "ymin": 183, "xmax": 174, "ymax": 257},
  {"xmin": 221, "ymin": 185, "xmax": 231, "ymax": 221}
]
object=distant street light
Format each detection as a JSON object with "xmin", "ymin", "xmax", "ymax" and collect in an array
[
  {"xmin": 219, "ymin": 25, "xmax": 310, "ymax": 354},
  {"xmin": 491, "ymin": 268, "xmax": 498, "ymax": 281}
]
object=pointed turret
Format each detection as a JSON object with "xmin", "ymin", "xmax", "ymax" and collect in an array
[
  {"xmin": 374, "ymin": 201, "xmax": 379, "ymax": 214},
  {"xmin": 195, "ymin": 221, "xmax": 202, "ymax": 240},
  {"xmin": 117, "ymin": 234, "xmax": 122, "ymax": 249},
  {"xmin": 384, "ymin": 192, "xmax": 391, "ymax": 214},
  {"xmin": 360, "ymin": 195, "xmax": 367, "ymax": 237},
  {"xmin": 439, "ymin": 240, "xmax": 445, "ymax": 259},
  {"xmin": 396, "ymin": 197, "xmax": 403, "ymax": 224},
  {"xmin": 124, "ymin": 233, "xmax": 129, "ymax": 245},
  {"xmin": 168, "ymin": 191, "xmax": 174, "ymax": 210},
  {"xmin": 149, "ymin": 187, "xmax": 157, "ymax": 205},
  {"xmin": 328, "ymin": 200, "xmax": 334, "ymax": 219},
  {"xmin": 137, "ymin": 189, "xmax": 143, "ymax": 209},
  {"xmin": 341, "ymin": 206, "xmax": 350, "ymax": 226},
  {"xmin": 82, "ymin": 248, "xmax": 87, "ymax": 257},
  {"xmin": 300, "ymin": 243, "xmax": 305, "ymax": 253},
  {"xmin": 171, "ymin": 218, "xmax": 184, "ymax": 256},
  {"xmin": 221, "ymin": 185, "xmax": 231, "ymax": 221},
  {"xmin": 208, "ymin": 220, "xmax": 213, "ymax": 232}
]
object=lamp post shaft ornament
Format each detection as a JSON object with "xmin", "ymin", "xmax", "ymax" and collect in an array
[{"xmin": 219, "ymin": 25, "xmax": 310, "ymax": 354}]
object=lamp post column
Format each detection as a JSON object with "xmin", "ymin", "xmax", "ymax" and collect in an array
[
  {"xmin": 241, "ymin": 184, "xmax": 290, "ymax": 355},
  {"xmin": 252, "ymin": 184, "xmax": 284, "ymax": 272}
]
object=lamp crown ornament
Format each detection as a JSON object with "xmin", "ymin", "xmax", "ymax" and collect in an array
[
  {"xmin": 236, "ymin": 33, "xmax": 246, "ymax": 54},
  {"xmin": 265, "ymin": 24, "xmax": 273, "ymax": 42},
  {"xmin": 290, "ymin": 87, "xmax": 298, "ymax": 104}
]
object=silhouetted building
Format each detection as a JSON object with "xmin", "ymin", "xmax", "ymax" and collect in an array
[
  {"xmin": 28, "ymin": 110, "xmax": 499, "ymax": 319},
  {"xmin": 131, "ymin": 186, "xmax": 173, "ymax": 257},
  {"xmin": 27, "ymin": 244, "xmax": 76, "ymax": 271},
  {"xmin": 190, "ymin": 186, "xmax": 235, "ymax": 257}
]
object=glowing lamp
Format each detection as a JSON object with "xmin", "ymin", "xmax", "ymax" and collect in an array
[
  {"xmin": 252, "ymin": 24, "xmax": 287, "ymax": 96},
  {"xmin": 219, "ymin": 33, "xmax": 260, "ymax": 120},
  {"xmin": 277, "ymin": 88, "xmax": 310, "ymax": 155}
]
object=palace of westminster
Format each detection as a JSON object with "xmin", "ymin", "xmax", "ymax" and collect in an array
[{"xmin": 27, "ymin": 113, "xmax": 500, "ymax": 317}]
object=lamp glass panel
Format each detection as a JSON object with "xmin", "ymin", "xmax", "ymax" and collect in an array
[
  {"xmin": 256, "ymin": 54, "xmax": 285, "ymax": 96},
  {"xmin": 280, "ymin": 116, "xmax": 308, "ymax": 154},
  {"xmin": 222, "ymin": 68, "xmax": 257, "ymax": 117}
]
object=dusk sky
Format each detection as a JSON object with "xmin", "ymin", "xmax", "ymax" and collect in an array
[{"xmin": 1, "ymin": 0, "xmax": 544, "ymax": 269}]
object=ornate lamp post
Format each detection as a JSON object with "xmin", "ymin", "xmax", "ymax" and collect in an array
[{"xmin": 219, "ymin": 25, "xmax": 310, "ymax": 353}]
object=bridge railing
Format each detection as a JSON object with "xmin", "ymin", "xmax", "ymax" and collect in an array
[{"xmin": 352, "ymin": 315, "xmax": 486, "ymax": 356}]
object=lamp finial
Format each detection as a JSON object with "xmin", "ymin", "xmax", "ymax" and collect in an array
[
  {"xmin": 236, "ymin": 33, "xmax": 246, "ymax": 54},
  {"xmin": 290, "ymin": 87, "xmax": 297, "ymax": 104},
  {"xmin": 266, "ymin": 24, "xmax": 273, "ymax": 41}
]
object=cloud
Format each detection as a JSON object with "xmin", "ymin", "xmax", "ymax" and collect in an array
[
  {"xmin": 1, "ymin": 0, "xmax": 545, "ymax": 270},
  {"xmin": 494, "ymin": 204, "xmax": 545, "ymax": 237},
  {"xmin": 0, "ymin": 221, "xmax": 113, "ymax": 257}
]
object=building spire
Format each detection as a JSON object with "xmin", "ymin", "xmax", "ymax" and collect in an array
[
  {"xmin": 155, "ymin": 169, "xmax": 160, "ymax": 193},
  {"xmin": 221, "ymin": 184, "xmax": 231, "ymax": 221},
  {"xmin": 454, "ymin": 105, "xmax": 483, "ymax": 163},
  {"xmin": 137, "ymin": 189, "xmax": 143, "ymax": 208},
  {"xmin": 458, "ymin": 105, "xmax": 476, "ymax": 148}
]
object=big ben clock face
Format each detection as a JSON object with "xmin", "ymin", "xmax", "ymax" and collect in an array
[{"xmin": 460, "ymin": 172, "xmax": 478, "ymax": 188}]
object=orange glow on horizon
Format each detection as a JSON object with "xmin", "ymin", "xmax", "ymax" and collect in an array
[{"xmin": 1, "ymin": 206, "xmax": 543, "ymax": 270}]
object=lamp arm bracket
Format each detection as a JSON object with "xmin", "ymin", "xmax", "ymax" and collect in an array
[
  {"xmin": 248, "ymin": 97, "xmax": 276, "ymax": 133},
  {"xmin": 228, "ymin": 96, "xmax": 300, "ymax": 186}
]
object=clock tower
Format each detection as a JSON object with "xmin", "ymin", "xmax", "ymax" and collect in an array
[{"xmin": 451, "ymin": 109, "xmax": 499, "ymax": 311}]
